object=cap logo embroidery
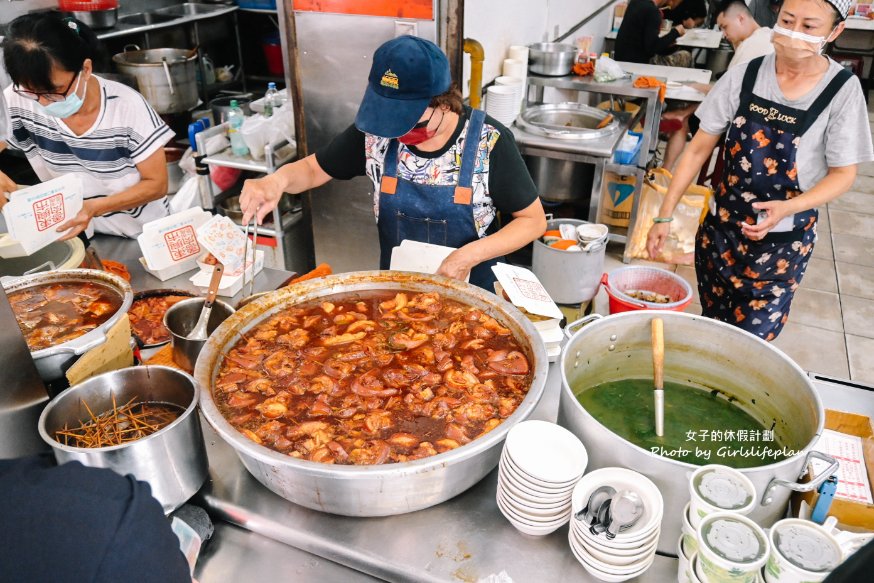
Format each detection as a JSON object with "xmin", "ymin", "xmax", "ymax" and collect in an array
[{"xmin": 380, "ymin": 69, "xmax": 399, "ymax": 90}]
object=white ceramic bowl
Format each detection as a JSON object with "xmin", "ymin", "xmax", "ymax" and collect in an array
[
  {"xmin": 570, "ymin": 522, "xmax": 659, "ymax": 557},
  {"xmin": 574, "ymin": 532, "xmax": 657, "ymax": 566},
  {"xmin": 498, "ymin": 475, "xmax": 572, "ymax": 509},
  {"xmin": 576, "ymin": 222, "xmax": 609, "ymax": 242},
  {"xmin": 571, "ymin": 467, "xmax": 664, "ymax": 541},
  {"xmin": 573, "ymin": 518, "xmax": 660, "ymax": 550},
  {"xmin": 504, "ymin": 421, "xmax": 588, "ymax": 484},
  {"xmin": 497, "ymin": 496, "xmax": 567, "ymax": 536},
  {"xmin": 568, "ymin": 533, "xmax": 656, "ymax": 582},
  {"xmin": 497, "ymin": 484, "xmax": 571, "ymax": 520},
  {"xmin": 499, "ymin": 458, "xmax": 575, "ymax": 499},
  {"xmin": 501, "ymin": 449, "xmax": 580, "ymax": 489},
  {"xmin": 497, "ymin": 492, "xmax": 570, "ymax": 525}
]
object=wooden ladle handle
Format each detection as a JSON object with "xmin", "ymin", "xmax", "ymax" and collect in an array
[{"xmin": 652, "ymin": 317, "xmax": 664, "ymax": 391}]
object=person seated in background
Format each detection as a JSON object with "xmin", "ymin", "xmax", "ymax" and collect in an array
[
  {"xmin": 615, "ymin": 0, "xmax": 690, "ymax": 66},
  {"xmin": 663, "ymin": 0, "xmax": 709, "ymax": 30},
  {"xmin": 748, "ymin": 0, "xmax": 783, "ymax": 27},
  {"xmin": 660, "ymin": 0, "xmax": 776, "ymax": 170}
]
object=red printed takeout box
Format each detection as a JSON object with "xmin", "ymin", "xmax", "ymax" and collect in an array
[
  {"xmin": 137, "ymin": 208, "xmax": 211, "ymax": 281},
  {"xmin": 0, "ymin": 175, "xmax": 83, "ymax": 258}
]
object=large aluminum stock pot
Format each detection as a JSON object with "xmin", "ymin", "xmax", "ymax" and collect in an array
[
  {"xmin": 195, "ymin": 271, "xmax": 549, "ymax": 516},
  {"xmin": 557, "ymin": 312, "xmax": 836, "ymax": 555},
  {"xmin": 2, "ymin": 269, "xmax": 133, "ymax": 381}
]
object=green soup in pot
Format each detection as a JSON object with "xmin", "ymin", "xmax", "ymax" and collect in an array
[{"xmin": 576, "ymin": 379, "xmax": 789, "ymax": 469}]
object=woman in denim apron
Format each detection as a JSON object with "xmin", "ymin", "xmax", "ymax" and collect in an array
[
  {"xmin": 647, "ymin": 0, "xmax": 873, "ymax": 340},
  {"xmin": 240, "ymin": 36, "xmax": 546, "ymax": 291}
]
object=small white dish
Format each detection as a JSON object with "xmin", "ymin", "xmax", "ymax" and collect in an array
[
  {"xmin": 568, "ymin": 534, "xmax": 656, "ymax": 582},
  {"xmin": 501, "ymin": 449, "xmax": 580, "ymax": 490},
  {"xmin": 574, "ymin": 533, "xmax": 657, "ymax": 567},
  {"xmin": 497, "ymin": 475, "xmax": 571, "ymax": 509},
  {"xmin": 504, "ymin": 420, "xmax": 588, "ymax": 484},
  {"xmin": 573, "ymin": 519, "xmax": 660, "ymax": 550},
  {"xmin": 499, "ymin": 458, "xmax": 575, "ymax": 499},
  {"xmin": 497, "ymin": 485, "xmax": 571, "ymax": 521}
]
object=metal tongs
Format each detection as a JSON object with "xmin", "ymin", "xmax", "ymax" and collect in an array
[{"xmin": 243, "ymin": 211, "xmax": 259, "ymax": 299}]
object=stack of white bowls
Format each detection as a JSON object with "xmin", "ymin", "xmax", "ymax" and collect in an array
[
  {"xmin": 496, "ymin": 420, "xmax": 588, "ymax": 536},
  {"xmin": 485, "ymin": 85, "xmax": 520, "ymax": 126},
  {"xmin": 569, "ymin": 468, "xmax": 664, "ymax": 582},
  {"xmin": 494, "ymin": 76, "xmax": 525, "ymax": 117}
]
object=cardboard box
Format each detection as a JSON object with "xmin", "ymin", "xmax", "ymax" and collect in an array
[{"xmin": 792, "ymin": 410, "xmax": 874, "ymax": 531}]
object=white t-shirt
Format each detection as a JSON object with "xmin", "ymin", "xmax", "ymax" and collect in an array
[
  {"xmin": 4, "ymin": 75, "xmax": 173, "ymax": 237},
  {"xmin": 728, "ymin": 26, "xmax": 775, "ymax": 69}
]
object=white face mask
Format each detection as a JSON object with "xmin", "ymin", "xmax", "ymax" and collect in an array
[{"xmin": 772, "ymin": 24, "xmax": 834, "ymax": 57}]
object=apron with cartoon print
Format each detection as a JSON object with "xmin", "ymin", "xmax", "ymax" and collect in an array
[
  {"xmin": 377, "ymin": 108, "xmax": 501, "ymax": 291},
  {"xmin": 695, "ymin": 56, "xmax": 851, "ymax": 341}
]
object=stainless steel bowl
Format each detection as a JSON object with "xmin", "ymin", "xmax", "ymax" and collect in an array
[
  {"xmin": 164, "ymin": 297, "xmax": 235, "ymax": 372},
  {"xmin": 2, "ymin": 269, "xmax": 133, "ymax": 381},
  {"xmin": 516, "ymin": 103, "xmax": 620, "ymax": 140},
  {"xmin": 71, "ymin": 9, "xmax": 118, "ymax": 30},
  {"xmin": 527, "ymin": 42, "xmax": 578, "ymax": 76},
  {"xmin": 38, "ymin": 366, "xmax": 209, "ymax": 513},
  {"xmin": 195, "ymin": 270, "xmax": 549, "ymax": 516}
]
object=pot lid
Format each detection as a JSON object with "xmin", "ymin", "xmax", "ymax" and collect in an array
[
  {"xmin": 0, "ymin": 238, "xmax": 84, "ymax": 278},
  {"xmin": 516, "ymin": 103, "xmax": 619, "ymax": 140},
  {"xmin": 693, "ymin": 467, "xmax": 754, "ymax": 510},
  {"xmin": 773, "ymin": 523, "xmax": 841, "ymax": 572},
  {"xmin": 702, "ymin": 515, "xmax": 767, "ymax": 563}
]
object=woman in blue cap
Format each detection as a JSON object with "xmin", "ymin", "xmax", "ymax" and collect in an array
[
  {"xmin": 240, "ymin": 35, "xmax": 546, "ymax": 290},
  {"xmin": 647, "ymin": 0, "xmax": 873, "ymax": 341}
]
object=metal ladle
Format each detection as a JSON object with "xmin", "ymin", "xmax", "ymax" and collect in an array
[
  {"xmin": 605, "ymin": 490, "xmax": 644, "ymax": 540},
  {"xmin": 589, "ymin": 498, "xmax": 612, "ymax": 535},
  {"xmin": 186, "ymin": 261, "xmax": 224, "ymax": 341}
]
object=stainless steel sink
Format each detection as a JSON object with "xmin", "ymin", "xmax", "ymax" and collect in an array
[
  {"xmin": 152, "ymin": 3, "xmax": 230, "ymax": 17},
  {"xmin": 117, "ymin": 12, "xmax": 178, "ymax": 26}
]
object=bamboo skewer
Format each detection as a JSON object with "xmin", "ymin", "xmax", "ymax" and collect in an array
[{"xmin": 54, "ymin": 398, "xmax": 181, "ymax": 448}]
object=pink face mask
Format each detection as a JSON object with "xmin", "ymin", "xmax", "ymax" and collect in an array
[{"xmin": 398, "ymin": 108, "xmax": 443, "ymax": 145}]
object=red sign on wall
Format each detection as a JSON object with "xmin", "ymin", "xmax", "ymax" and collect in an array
[{"xmin": 294, "ymin": 0, "xmax": 433, "ymax": 19}]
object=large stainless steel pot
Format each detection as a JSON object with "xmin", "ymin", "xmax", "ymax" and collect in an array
[
  {"xmin": 71, "ymin": 9, "xmax": 118, "ymax": 30},
  {"xmin": 527, "ymin": 42, "xmax": 577, "ymax": 76},
  {"xmin": 38, "ymin": 366, "xmax": 208, "ymax": 513},
  {"xmin": 112, "ymin": 47, "xmax": 198, "ymax": 114},
  {"xmin": 516, "ymin": 103, "xmax": 620, "ymax": 140},
  {"xmin": 2, "ymin": 269, "xmax": 133, "ymax": 381},
  {"xmin": 557, "ymin": 312, "xmax": 837, "ymax": 555},
  {"xmin": 195, "ymin": 270, "xmax": 549, "ymax": 516}
]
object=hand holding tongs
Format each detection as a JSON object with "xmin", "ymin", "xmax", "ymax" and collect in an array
[{"xmin": 243, "ymin": 211, "xmax": 259, "ymax": 299}]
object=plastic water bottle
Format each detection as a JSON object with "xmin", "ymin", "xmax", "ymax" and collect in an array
[
  {"xmin": 263, "ymin": 82, "xmax": 278, "ymax": 118},
  {"xmin": 227, "ymin": 99, "xmax": 249, "ymax": 157}
]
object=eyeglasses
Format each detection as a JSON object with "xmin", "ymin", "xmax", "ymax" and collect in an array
[{"xmin": 13, "ymin": 72, "xmax": 81, "ymax": 103}]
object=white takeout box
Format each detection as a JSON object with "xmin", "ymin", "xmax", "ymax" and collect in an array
[
  {"xmin": 492, "ymin": 263, "xmax": 563, "ymax": 321},
  {"xmin": 389, "ymin": 239, "xmax": 470, "ymax": 282},
  {"xmin": 1, "ymin": 175, "xmax": 84, "ymax": 257},
  {"xmin": 137, "ymin": 207, "xmax": 211, "ymax": 281},
  {"xmin": 190, "ymin": 250, "xmax": 264, "ymax": 297}
]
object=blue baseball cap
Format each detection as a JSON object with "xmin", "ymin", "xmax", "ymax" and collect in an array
[{"xmin": 355, "ymin": 36, "xmax": 451, "ymax": 138}]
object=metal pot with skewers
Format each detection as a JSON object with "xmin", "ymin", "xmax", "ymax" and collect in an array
[{"xmin": 37, "ymin": 365, "xmax": 208, "ymax": 513}]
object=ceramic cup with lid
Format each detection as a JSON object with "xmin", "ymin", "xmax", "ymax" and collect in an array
[
  {"xmin": 683, "ymin": 501, "xmax": 700, "ymax": 557},
  {"xmin": 697, "ymin": 512, "xmax": 770, "ymax": 583},
  {"xmin": 764, "ymin": 519, "xmax": 843, "ymax": 583},
  {"xmin": 689, "ymin": 464, "xmax": 757, "ymax": 528}
]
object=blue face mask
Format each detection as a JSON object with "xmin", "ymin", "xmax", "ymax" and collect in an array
[{"xmin": 35, "ymin": 72, "xmax": 86, "ymax": 119}]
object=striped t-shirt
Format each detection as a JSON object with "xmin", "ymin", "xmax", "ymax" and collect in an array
[{"xmin": 4, "ymin": 75, "xmax": 173, "ymax": 237}]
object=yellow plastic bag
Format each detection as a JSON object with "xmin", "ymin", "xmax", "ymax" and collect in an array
[{"xmin": 627, "ymin": 168, "xmax": 711, "ymax": 265}]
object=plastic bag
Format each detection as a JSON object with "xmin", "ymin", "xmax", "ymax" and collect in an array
[
  {"xmin": 594, "ymin": 56, "xmax": 625, "ymax": 83},
  {"xmin": 626, "ymin": 168, "xmax": 711, "ymax": 265},
  {"xmin": 240, "ymin": 107, "xmax": 295, "ymax": 160},
  {"xmin": 168, "ymin": 175, "xmax": 201, "ymax": 214}
]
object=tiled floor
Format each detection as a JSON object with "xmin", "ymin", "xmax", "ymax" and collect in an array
[{"xmin": 589, "ymin": 108, "xmax": 874, "ymax": 386}]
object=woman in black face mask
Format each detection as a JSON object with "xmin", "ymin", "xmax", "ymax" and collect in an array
[
  {"xmin": 239, "ymin": 36, "xmax": 546, "ymax": 291},
  {"xmin": 1, "ymin": 12, "xmax": 173, "ymax": 240},
  {"xmin": 647, "ymin": 0, "xmax": 873, "ymax": 341}
]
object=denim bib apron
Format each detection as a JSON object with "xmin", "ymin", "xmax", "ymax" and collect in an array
[
  {"xmin": 377, "ymin": 108, "xmax": 500, "ymax": 290},
  {"xmin": 695, "ymin": 56, "xmax": 851, "ymax": 340}
]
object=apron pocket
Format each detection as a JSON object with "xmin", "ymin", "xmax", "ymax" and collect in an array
[{"xmin": 395, "ymin": 212, "xmax": 448, "ymax": 247}]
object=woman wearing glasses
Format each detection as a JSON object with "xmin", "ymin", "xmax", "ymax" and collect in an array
[{"xmin": 1, "ymin": 13, "xmax": 172, "ymax": 239}]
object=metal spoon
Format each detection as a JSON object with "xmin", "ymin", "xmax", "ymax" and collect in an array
[
  {"xmin": 605, "ymin": 490, "xmax": 644, "ymax": 540},
  {"xmin": 589, "ymin": 498, "xmax": 612, "ymax": 535},
  {"xmin": 187, "ymin": 261, "xmax": 224, "ymax": 341},
  {"xmin": 575, "ymin": 485, "xmax": 616, "ymax": 524}
]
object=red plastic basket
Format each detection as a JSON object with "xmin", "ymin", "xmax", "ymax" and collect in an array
[{"xmin": 601, "ymin": 266, "xmax": 693, "ymax": 314}]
